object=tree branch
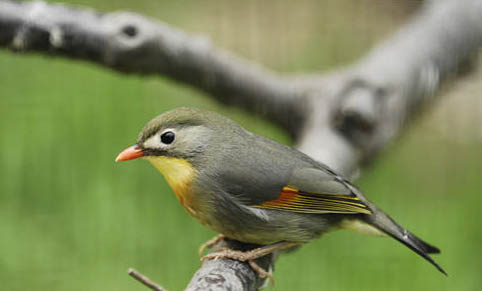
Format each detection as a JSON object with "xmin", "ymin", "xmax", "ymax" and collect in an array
[
  {"xmin": 128, "ymin": 268, "xmax": 166, "ymax": 291},
  {"xmin": 2, "ymin": 0, "xmax": 481, "ymax": 290},
  {"xmin": 0, "ymin": 0, "xmax": 302, "ymax": 134},
  {"xmin": 186, "ymin": 239, "xmax": 274, "ymax": 291}
]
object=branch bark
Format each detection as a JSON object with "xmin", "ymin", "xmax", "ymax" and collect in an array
[
  {"xmin": 187, "ymin": 239, "xmax": 274, "ymax": 291},
  {"xmin": 1, "ymin": 0, "xmax": 481, "ymax": 290}
]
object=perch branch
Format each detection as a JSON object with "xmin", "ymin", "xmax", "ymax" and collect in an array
[
  {"xmin": 187, "ymin": 239, "xmax": 274, "ymax": 291},
  {"xmin": 1, "ymin": 0, "xmax": 482, "ymax": 290}
]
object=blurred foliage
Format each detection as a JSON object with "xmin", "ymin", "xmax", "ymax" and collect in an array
[{"xmin": 0, "ymin": 0, "xmax": 481, "ymax": 290}]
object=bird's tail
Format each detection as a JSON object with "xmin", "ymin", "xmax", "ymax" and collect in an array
[{"xmin": 364, "ymin": 206, "xmax": 447, "ymax": 275}]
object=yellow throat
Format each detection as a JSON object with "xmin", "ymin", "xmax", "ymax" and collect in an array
[{"xmin": 144, "ymin": 156, "xmax": 197, "ymax": 207}]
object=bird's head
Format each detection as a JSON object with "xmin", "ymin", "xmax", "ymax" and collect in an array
[
  {"xmin": 115, "ymin": 107, "xmax": 242, "ymax": 197},
  {"xmin": 115, "ymin": 107, "xmax": 227, "ymax": 163}
]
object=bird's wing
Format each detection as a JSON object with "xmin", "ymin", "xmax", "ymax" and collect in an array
[{"xmin": 252, "ymin": 167, "xmax": 372, "ymax": 215}]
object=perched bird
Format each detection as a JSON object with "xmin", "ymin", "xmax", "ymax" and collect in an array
[{"xmin": 116, "ymin": 107, "xmax": 446, "ymax": 279}]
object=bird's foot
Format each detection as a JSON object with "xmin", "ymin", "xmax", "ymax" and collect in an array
[
  {"xmin": 200, "ymin": 241, "xmax": 300, "ymax": 286},
  {"xmin": 201, "ymin": 248, "xmax": 274, "ymax": 285},
  {"xmin": 198, "ymin": 234, "xmax": 226, "ymax": 256}
]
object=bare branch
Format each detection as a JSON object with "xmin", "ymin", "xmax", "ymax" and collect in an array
[
  {"xmin": 2, "ymin": 0, "xmax": 481, "ymax": 175},
  {"xmin": 2, "ymin": 0, "xmax": 482, "ymax": 290},
  {"xmin": 0, "ymin": 0, "xmax": 302, "ymax": 133}
]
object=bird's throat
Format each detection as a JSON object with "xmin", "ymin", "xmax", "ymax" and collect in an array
[{"xmin": 144, "ymin": 156, "xmax": 196, "ymax": 208}]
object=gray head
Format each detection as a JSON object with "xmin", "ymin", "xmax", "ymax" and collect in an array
[{"xmin": 135, "ymin": 107, "xmax": 241, "ymax": 161}]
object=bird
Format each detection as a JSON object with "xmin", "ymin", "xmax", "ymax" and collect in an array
[{"xmin": 115, "ymin": 107, "xmax": 446, "ymax": 280}]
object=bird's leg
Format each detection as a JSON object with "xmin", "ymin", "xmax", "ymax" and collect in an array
[
  {"xmin": 198, "ymin": 234, "xmax": 226, "ymax": 256},
  {"xmin": 201, "ymin": 241, "xmax": 300, "ymax": 285},
  {"xmin": 248, "ymin": 260, "xmax": 274, "ymax": 286},
  {"xmin": 201, "ymin": 241, "xmax": 300, "ymax": 261}
]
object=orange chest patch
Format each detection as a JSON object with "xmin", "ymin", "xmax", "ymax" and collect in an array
[{"xmin": 171, "ymin": 180, "xmax": 198, "ymax": 216}]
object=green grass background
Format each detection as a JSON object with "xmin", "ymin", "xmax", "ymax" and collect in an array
[{"xmin": 1, "ymin": 1, "xmax": 481, "ymax": 290}]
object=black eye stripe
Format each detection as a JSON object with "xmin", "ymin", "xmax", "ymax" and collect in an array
[
  {"xmin": 160, "ymin": 131, "xmax": 175, "ymax": 144},
  {"xmin": 142, "ymin": 148, "xmax": 166, "ymax": 156}
]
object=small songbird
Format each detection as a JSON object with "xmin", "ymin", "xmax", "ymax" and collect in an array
[{"xmin": 116, "ymin": 107, "xmax": 446, "ymax": 279}]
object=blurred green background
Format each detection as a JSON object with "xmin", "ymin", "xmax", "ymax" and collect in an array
[{"xmin": 1, "ymin": 0, "xmax": 481, "ymax": 290}]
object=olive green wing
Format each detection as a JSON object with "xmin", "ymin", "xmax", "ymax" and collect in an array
[{"xmin": 252, "ymin": 167, "xmax": 372, "ymax": 215}]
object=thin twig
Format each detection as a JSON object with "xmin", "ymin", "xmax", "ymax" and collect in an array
[{"xmin": 128, "ymin": 268, "xmax": 166, "ymax": 291}]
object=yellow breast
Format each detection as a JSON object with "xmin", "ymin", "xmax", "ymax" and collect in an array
[{"xmin": 144, "ymin": 156, "xmax": 198, "ymax": 214}]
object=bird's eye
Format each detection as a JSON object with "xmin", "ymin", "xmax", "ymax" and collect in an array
[{"xmin": 160, "ymin": 131, "xmax": 175, "ymax": 144}]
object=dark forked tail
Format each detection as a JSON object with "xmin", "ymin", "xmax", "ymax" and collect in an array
[{"xmin": 364, "ymin": 206, "xmax": 447, "ymax": 275}]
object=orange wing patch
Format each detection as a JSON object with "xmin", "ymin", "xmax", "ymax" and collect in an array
[{"xmin": 254, "ymin": 186, "xmax": 372, "ymax": 215}]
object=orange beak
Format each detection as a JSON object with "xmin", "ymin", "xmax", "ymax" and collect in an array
[{"xmin": 115, "ymin": 145, "xmax": 144, "ymax": 162}]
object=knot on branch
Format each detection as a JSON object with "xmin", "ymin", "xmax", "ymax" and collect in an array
[{"xmin": 334, "ymin": 79, "xmax": 386, "ymax": 147}]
